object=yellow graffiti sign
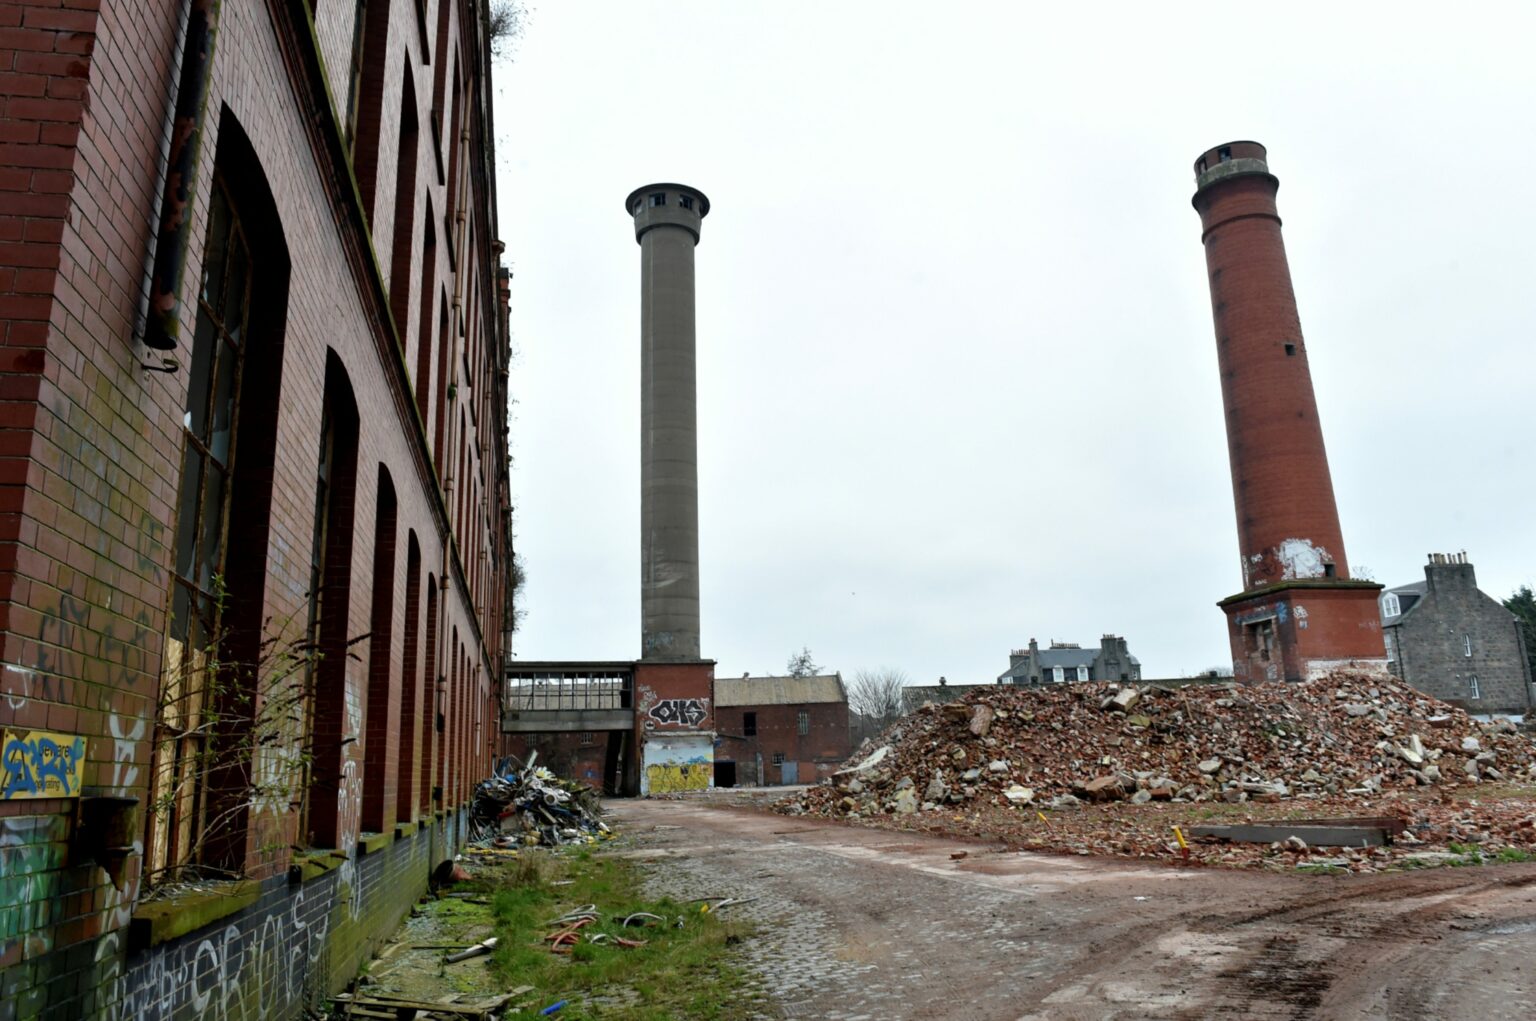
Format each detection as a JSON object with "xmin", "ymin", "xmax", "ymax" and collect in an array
[
  {"xmin": 646, "ymin": 762, "xmax": 709, "ymax": 795},
  {"xmin": 2, "ymin": 729, "xmax": 86, "ymax": 800}
]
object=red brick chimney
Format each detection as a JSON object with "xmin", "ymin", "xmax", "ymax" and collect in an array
[{"xmin": 1192, "ymin": 141, "xmax": 1385, "ymax": 682}]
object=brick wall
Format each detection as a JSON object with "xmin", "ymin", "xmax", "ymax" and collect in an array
[
  {"xmin": 0, "ymin": 1, "xmax": 511, "ymax": 1016},
  {"xmin": 123, "ymin": 815, "xmax": 455, "ymax": 1021},
  {"xmin": 1389, "ymin": 562, "xmax": 1535, "ymax": 714},
  {"xmin": 1224, "ymin": 583, "xmax": 1386, "ymax": 683},
  {"xmin": 715, "ymin": 702, "xmax": 850, "ymax": 786}
]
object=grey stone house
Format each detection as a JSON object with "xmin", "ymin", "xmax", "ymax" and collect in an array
[
  {"xmin": 1380, "ymin": 553, "xmax": 1534, "ymax": 714},
  {"xmin": 997, "ymin": 636, "xmax": 1141, "ymax": 687}
]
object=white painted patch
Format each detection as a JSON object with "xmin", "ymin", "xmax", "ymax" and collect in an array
[
  {"xmin": 1276, "ymin": 537, "xmax": 1330, "ymax": 580},
  {"xmin": 1305, "ymin": 658, "xmax": 1389, "ymax": 680},
  {"xmin": 3, "ymin": 663, "xmax": 39, "ymax": 709}
]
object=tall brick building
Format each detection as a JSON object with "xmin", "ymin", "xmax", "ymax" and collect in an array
[{"xmin": 0, "ymin": 2, "xmax": 512, "ymax": 1017}]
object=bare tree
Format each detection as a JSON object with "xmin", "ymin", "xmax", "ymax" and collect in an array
[
  {"xmin": 849, "ymin": 668, "xmax": 909, "ymax": 729},
  {"xmin": 786, "ymin": 646, "xmax": 819, "ymax": 678}
]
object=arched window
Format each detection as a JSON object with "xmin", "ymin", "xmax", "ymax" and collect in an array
[
  {"xmin": 152, "ymin": 174, "xmax": 253, "ymax": 879},
  {"xmin": 303, "ymin": 352, "xmax": 361, "ymax": 850},
  {"xmin": 362, "ymin": 466, "xmax": 398, "ymax": 833},
  {"xmin": 420, "ymin": 574, "xmax": 438, "ymax": 813},
  {"xmin": 150, "ymin": 111, "xmax": 292, "ymax": 881},
  {"xmin": 397, "ymin": 532, "xmax": 421, "ymax": 823}
]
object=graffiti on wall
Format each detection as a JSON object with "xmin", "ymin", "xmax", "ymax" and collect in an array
[
  {"xmin": 645, "ymin": 758, "xmax": 710, "ymax": 794},
  {"xmin": 2, "ymin": 729, "xmax": 86, "ymax": 800},
  {"xmin": 115, "ymin": 884, "xmax": 333, "ymax": 1021},
  {"xmin": 102, "ymin": 712, "xmax": 148, "ymax": 931},
  {"xmin": 0, "ymin": 815, "xmax": 62, "ymax": 960},
  {"xmin": 646, "ymin": 698, "xmax": 707, "ymax": 729}
]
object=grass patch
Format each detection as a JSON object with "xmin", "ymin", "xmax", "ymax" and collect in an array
[
  {"xmin": 484, "ymin": 849, "xmax": 761, "ymax": 1020},
  {"xmin": 1294, "ymin": 863, "xmax": 1346, "ymax": 875},
  {"xmin": 1496, "ymin": 846, "xmax": 1535, "ymax": 863}
]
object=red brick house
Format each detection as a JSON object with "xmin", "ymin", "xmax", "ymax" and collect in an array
[
  {"xmin": 713, "ymin": 674, "xmax": 850, "ymax": 786},
  {"xmin": 0, "ymin": 1, "xmax": 512, "ymax": 1016}
]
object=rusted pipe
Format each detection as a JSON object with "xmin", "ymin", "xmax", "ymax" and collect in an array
[{"xmin": 143, "ymin": 0, "xmax": 221, "ymax": 351}]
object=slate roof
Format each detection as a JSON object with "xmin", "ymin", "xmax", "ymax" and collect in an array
[
  {"xmin": 1381, "ymin": 581, "xmax": 1427, "ymax": 626},
  {"xmin": 714, "ymin": 674, "xmax": 846, "ymax": 707},
  {"xmin": 997, "ymin": 646, "xmax": 1140, "ymax": 682}
]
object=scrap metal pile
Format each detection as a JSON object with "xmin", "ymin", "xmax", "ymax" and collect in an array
[
  {"xmin": 469, "ymin": 754, "xmax": 609, "ymax": 847},
  {"xmin": 777, "ymin": 672, "xmax": 1536, "ymax": 867}
]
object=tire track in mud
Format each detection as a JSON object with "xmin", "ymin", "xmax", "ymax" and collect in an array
[{"xmin": 613, "ymin": 800, "xmax": 1536, "ymax": 1021}]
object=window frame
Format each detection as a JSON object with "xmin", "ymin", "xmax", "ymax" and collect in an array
[
  {"xmin": 150, "ymin": 174, "xmax": 254, "ymax": 880},
  {"xmin": 797, "ymin": 711, "xmax": 809, "ymax": 736}
]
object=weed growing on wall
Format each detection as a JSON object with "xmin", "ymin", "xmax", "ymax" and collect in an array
[{"xmin": 144, "ymin": 577, "xmax": 367, "ymax": 887}]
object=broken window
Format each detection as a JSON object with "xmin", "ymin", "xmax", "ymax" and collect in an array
[
  {"xmin": 1243, "ymin": 619, "xmax": 1275, "ymax": 663},
  {"xmin": 1218, "ymin": 145, "xmax": 1232, "ymax": 162},
  {"xmin": 152, "ymin": 174, "xmax": 253, "ymax": 880},
  {"xmin": 743, "ymin": 711, "xmax": 757, "ymax": 737},
  {"xmin": 1284, "ymin": 342, "xmax": 1296, "ymax": 356}
]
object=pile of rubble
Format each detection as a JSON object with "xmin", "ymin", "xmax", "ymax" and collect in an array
[
  {"xmin": 469, "ymin": 754, "xmax": 609, "ymax": 847},
  {"xmin": 780, "ymin": 672, "xmax": 1536, "ymax": 821}
]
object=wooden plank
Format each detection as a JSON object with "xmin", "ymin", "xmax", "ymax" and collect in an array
[{"xmin": 346, "ymin": 995, "xmax": 489, "ymax": 1018}]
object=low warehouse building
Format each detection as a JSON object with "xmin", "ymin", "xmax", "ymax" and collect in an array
[{"xmin": 714, "ymin": 675, "xmax": 851, "ymax": 786}]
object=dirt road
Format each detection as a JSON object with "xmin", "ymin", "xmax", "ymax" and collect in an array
[{"xmin": 611, "ymin": 798, "xmax": 1536, "ymax": 1020}]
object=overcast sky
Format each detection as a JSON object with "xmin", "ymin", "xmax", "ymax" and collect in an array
[{"xmin": 491, "ymin": 2, "xmax": 1535, "ymax": 684}]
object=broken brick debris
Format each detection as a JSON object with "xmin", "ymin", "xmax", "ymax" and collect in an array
[{"xmin": 775, "ymin": 672, "xmax": 1536, "ymax": 869}]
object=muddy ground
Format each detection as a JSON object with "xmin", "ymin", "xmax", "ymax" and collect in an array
[{"xmin": 615, "ymin": 796, "xmax": 1536, "ymax": 1020}]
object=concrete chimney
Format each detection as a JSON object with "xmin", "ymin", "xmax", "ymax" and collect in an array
[
  {"xmin": 1192, "ymin": 142, "xmax": 1384, "ymax": 682},
  {"xmin": 626, "ymin": 183, "xmax": 709, "ymax": 660}
]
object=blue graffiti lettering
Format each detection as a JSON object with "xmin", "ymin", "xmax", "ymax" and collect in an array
[{"xmin": 2, "ymin": 734, "xmax": 85, "ymax": 799}]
